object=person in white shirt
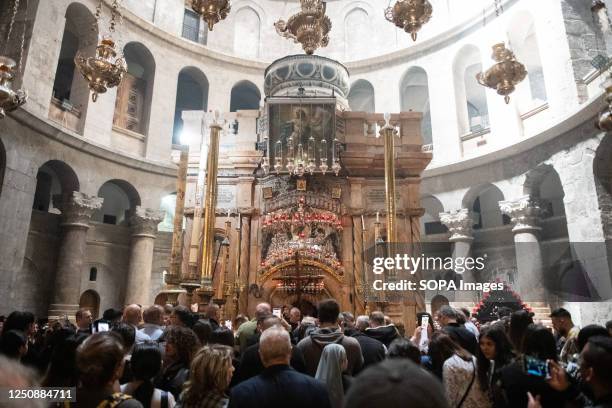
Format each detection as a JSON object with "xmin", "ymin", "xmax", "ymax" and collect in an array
[
  {"xmin": 140, "ymin": 305, "xmax": 165, "ymax": 341},
  {"xmin": 123, "ymin": 304, "xmax": 151, "ymax": 344}
]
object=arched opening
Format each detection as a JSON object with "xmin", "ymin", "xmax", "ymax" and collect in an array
[
  {"xmin": 79, "ymin": 289, "xmax": 100, "ymax": 319},
  {"xmin": 594, "ymin": 134, "xmax": 612, "ymax": 241},
  {"xmin": 345, "ymin": 8, "xmax": 370, "ymax": 59},
  {"xmin": 508, "ymin": 11, "xmax": 547, "ymax": 111},
  {"xmin": 463, "ymin": 184, "xmax": 508, "ymax": 230},
  {"xmin": 49, "ymin": 3, "xmax": 98, "ymax": 134},
  {"xmin": 230, "ymin": 80, "xmax": 261, "ymax": 112},
  {"xmin": 233, "ymin": 7, "xmax": 260, "ymax": 59},
  {"xmin": 173, "ymin": 67, "xmax": 209, "ymax": 145},
  {"xmin": 454, "ymin": 45, "xmax": 489, "ymax": 135},
  {"xmin": 94, "ymin": 180, "xmax": 141, "ymax": 225},
  {"xmin": 348, "ymin": 79, "xmax": 375, "ymax": 113},
  {"xmin": 421, "ymin": 195, "xmax": 447, "ymax": 235},
  {"xmin": 158, "ymin": 192, "xmax": 178, "ymax": 232},
  {"xmin": 400, "ymin": 67, "xmax": 432, "ymax": 146},
  {"xmin": 32, "ymin": 160, "xmax": 80, "ymax": 213},
  {"xmin": 113, "ymin": 42, "xmax": 156, "ymax": 136}
]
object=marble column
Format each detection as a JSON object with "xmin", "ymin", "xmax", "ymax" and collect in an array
[
  {"xmin": 125, "ymin": 207, "xmax": 165, "ymax": 306},
  {"xmin": 499, "ymin": 196, "xmax": 545, "ymax": 302},
  {"xmin": 238, "ymin": 213, "xmax": 251, "ymax": 314},
  {"xmin": 440, "ymin": 209, "xmax": 475, "ymax": 301},
  {"xmin": 48, "ymin": 192, "xmax": 103, "ymax": 320}
]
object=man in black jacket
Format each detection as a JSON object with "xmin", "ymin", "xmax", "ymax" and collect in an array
[
  {"xmin": 343, "ymin": 314, "xmax": 386, "ymax": 373},
  {"xmin": 234, "ymin": 315, "xmax": 307, "ymax": 384},
  {"xmin": 364, "ymin": 311, "xmax": 400, "ymax": 348},
  {"xmin": 436, "ymin": 305, "xmax": 477, "ymax": 354},
  {"xmin": 229, "ymin": 326, "xmax": 332, "ymax": 408}
]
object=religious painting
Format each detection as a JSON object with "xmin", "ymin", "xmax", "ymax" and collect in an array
[
  {"xmin": 331, "ymin": 186, "xmax": 341, "ymax": 199},
  {"xmin": 297, "ymin": 178, "xmax": 307, "ymax": 191},
  {"xmin": 267, "ymin": 97, "xmax": 337, "ymax": 173},
  {"xmin": 262, "ymin": 186, "xmax": 273, "ymax": 199}
]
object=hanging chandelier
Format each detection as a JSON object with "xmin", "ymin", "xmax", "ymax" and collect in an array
[
  {"xmin": 477, "ymin": 42, "xmax": 527, "ymax": 104},
  {"xmin": 274, "ymin": 0, "xmax": 331, "ymax": 55},
  {"xmin": 75, "ymin": 0, "xmax": 126, "ymax": 102},
  {"xmin": 0, "ymin": 0, "xmax": 28, "ymax": 119},
  {"xmin": 192, "ymin": 0, "xmax": 231, "ymax": 31},
  {"xmin": 268, "ymin": 135, "xmax": 341, "ymax": 177},
  {"xmin": 385, "ymin": 0, "xmax": 433, "ymax": 42}
]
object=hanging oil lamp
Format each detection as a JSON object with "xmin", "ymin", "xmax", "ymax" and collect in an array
[
  {"xmin": 0, "ymin": 0, "xmax": 28, "ymax": 119},
  {"xmin": 385, "ymin": 0, "xmax": 433, "ymax": 42},
  {"xmin": 192, "ymin": 0, "xmax": 231, "ymax": 31},
  {"xmin": 275, "ymin": 0, "xmax": 331, "ymax": 55},
  {"xmin": 477, "ymin": 42, "xmax": 527, "ymax": 104}
]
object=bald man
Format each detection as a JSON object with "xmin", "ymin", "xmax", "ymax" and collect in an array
[
  {"xmin": 237, "ymin": 302, "xmax": 271, "ymax": 354},
  {"xmin": 229, "ymin": 327, "xmax": 331, "ymax": 408},
  {"xmin": 123, "ymin": 304, "xmax": 150, "ymax": 343}
]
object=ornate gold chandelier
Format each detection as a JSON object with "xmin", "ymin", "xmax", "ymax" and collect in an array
[
  {"xmin": 192, "ymin": 0, "xmax": 231, "ymax": 31},
  {"xmin": 274, "ymin": 0, "xmax": 331, "ymax": 55},
  {"xmin": 0, "ymin": 0, "xmax": 27, "ymax": 119},
  {"xmin": 477, "ymin": 42, "xmax": 527, "ymax": 104},
  {"xmin": 75, "ymin": 0, "xmax": 126, "ymax": 102},
  {"xmin": 385, "ymin": 0, "xmax": 433, "ymax": 42}
]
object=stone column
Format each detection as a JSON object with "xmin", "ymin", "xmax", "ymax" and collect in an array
[
  {"xmin": 125, "ymin": 207, "xmax": 165, "ymax": 306},
  {"xmin": 499, "ymin": 196, "xmax": 545, "ymax": 302},
  {"xmin": 48, "ymin": 192, "xmax": 103, "ymax": 320},
  {"xmin": 238, "ymin": 213, "xmax": 251, "ymax": 314},
  {"xmin": 440, "ymin": 209, "xmax": 475, "ymax": 301}
]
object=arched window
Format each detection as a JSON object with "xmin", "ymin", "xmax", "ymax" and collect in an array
[
  {"xmin": 158, "ymin": 192, "xmax": 177, "ymax": 232},
  {"xmin": 234, "ymin": 7, "xmax": 260, "ymax": 59},
  {"xmin": 32, "ymin": 161, "xmax": 80, "ymax": 213},
  {"xmin": 508, "ymin": 12, "xmax": 547, "ymax": 111},
  {"xmin": 50, "ymin": 3, "xmax": 98, "ymax": 134},
  {"xmin": 454, "ymin": 45, "xmax": 489, "ymax": 135},
  {"xmin": 348, "ymin": 79, "xmax": 375, "ymax": 113},
  {"xmin": 113, "ymin": 42, "xmax": 156, "ymax": 136},
  {"xmin": 400, "ymin": 67, "xmax": 432, "ymax": 146},
  {"xmin": 230, "ymin": 81, "xmax": 261, "ymax": 112},
  {"xmin": 94, "ymin": 180, "xmax": 141, "ymax": 225},
  {"xmin": 345, "ymin": 8, "xmax": 370, "ymax": 59},
  {"xmin": 421, "ymin": 195, "xmax": 447, "ymax": 235},
  {"xmin": 173, "ymin": 67, "xmax": 209, "ymax": 145},
  {"xmin": 463, "ymin": 184, "xmax": 507, "ymax": 230}
]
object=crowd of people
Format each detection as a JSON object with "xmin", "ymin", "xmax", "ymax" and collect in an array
[{"xmin": 1, "ymin": 300, "xmax": 611, "ymax": 408}]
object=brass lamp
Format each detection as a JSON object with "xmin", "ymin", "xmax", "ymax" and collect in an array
[
  {"xmin": 192, "ymin": 0, "xmax": 231, "ymax": 31},
  {"xmin": 75, "ymin": 38, "xmax": 126, "ymax": 102},
  {"xmin": 477, "ymin": 42, "xmax": 527, "ymax": 104},
  {"xmin": 0, "ymin": 57, "xmax": 27, "ymax": 119},
  {"xmin": 275, "ymin": 0, "xmax": 331, "ymax": 55},
  {"xmin": 385, "ymin": 0, "xmax": 433, "ymax": 42}
]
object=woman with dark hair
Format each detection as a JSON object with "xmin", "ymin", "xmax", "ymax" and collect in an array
[
  {"xmin": 192, "ymin": 320, "xmax": 213, "ymax": 345},
  {"xmin": 508, "ymin": 310, "xmax": 534, "ymax": 352},
  {"xmin": 429, "ymin": 332, "xmax": 491, "ymax": 408},
  {"xmin": 2, "ymin": 311, "xmax": 35, "ymax": 335},
  {"xmin": 388, "ymin": 338, "xmax": 422, "ymax": 366},
  {"xmin": 176, "ymin": 345, "xmax": 234, "ymax": 408},
  {"xmin": 75, "ymin": 332, "xmax": 143, "ymax": 407},
  {"xmin": 122, "ymin": 342, "xmax": 176, "ymax": 408},
  {"xmin": 476, "ymin": 325, "xmax": 514, "ymax": 406},
  {"xmin": 43, "ymin": 333, "xmax": 87, "ymax": 387},
  {"xmin": 171, "ymin": 306, "xmax": 197, "ymax": 329},
  {"xmin": 0, "ymin": 329, "xmax": 28, "ymax": 360},
  {"xmin": 497, "ymin": 324, "xmax": 566, "ymax": 408},
  {"xmin": 155, "ymin": 326, "xmax": 200, "ymax": 400}
]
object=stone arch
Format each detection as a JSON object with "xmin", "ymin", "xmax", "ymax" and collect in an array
[
  {"xmin": 421, "ymin": 195, "xmax": 447, "ymax": 235},
  {"xmin": 113, "ymin": 42, "xmax": 156, "ymax": 136},
  {"xmin": 79, "ymin": 289, "xmax": 100, "ymax": 319},
  {"xmin": 230, "ymin": 80, "xmax": 261, "ymax": 112},
  {"xmin": 233, "ymin": 6, "xmax": 261, "ymax": 59},
  {"xmin": 344, "ymin": 7, "xmax": 370, "ymax": 59},
  {"xmin": 507, "ymin": 10, "xmax": 547, "ymax": 109},
  {"xmin": 524, "ymin": 164, "xmax": 566, "ymax": 217},
  {"xmin": 94, "ymin": 179, "xmax": 141, "ymax": 225},
  {"xmin": 348, "ymin": 79, "xmax": 375, "ymax": 113},
  {"xmin": 594, "ymin": 134, "xmax": 612, "ymax": 241},
  {"xmin": 173, "ymin": 66, "xmax": 209, "ymax": 145},
  {"xmin": 400, "ymin": 66, "xmax": 432, "ymax": 145},
  {"xmin": 32, "ymin": 160, "xmax": 80, "ymax": 212},
  {"xmin": 453, "ymin": 44, "xmax": 489, "ymax": 135},
  {"xmin": 50, "ymin": 2, "xmax": 98, "ymax": 134},
  {"xmin": 462, "ymin": 183, "xmax": 507, "ymax": 230}
]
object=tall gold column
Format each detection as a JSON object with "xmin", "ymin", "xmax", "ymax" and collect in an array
[
  {"xmin": 216, "ymin": 217, "xmax": 232, "ymax": 300},
  {"xmin": 380, "ymin": 113, "xmax": 398, "ymax": 243},
  {"xmin": 232, "ymin": 212, "xmax": 242, "ymax": 318},
  {"xmin": 199, "ymin": 114, "xmax": 223, "ymax": 297}
]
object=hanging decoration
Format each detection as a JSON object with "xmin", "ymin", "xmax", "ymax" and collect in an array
[
  {"xmin": 75, "ymin": 0, "xmax": 126, "ymax": 102},
  {"xmin": 0, "ymin": 0, "xmax": 28, "ymax": 119},
  {"xmin": 274, "ymin": 0, "xmax": 331, "ymax": 55},
  {"xmin": 476, "ymin": 42, "xmax": 527, "ymax": 104},
  {"xmin": 592, "ymin": 0, "xmax": 611, "ymax": 34},
  {"xmin": 596, "ymin": 75, "xmax": 612, "ymax": 131},
  {"xmin": 385, "ymin": 0, "xmax": 433, "ymax": 42},
  {"xmin": 191, "ymin": 0, "xmax": 231, "ymax": 31}
]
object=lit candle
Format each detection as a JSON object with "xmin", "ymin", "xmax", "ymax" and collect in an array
[{"xmin": 376, "ymin": 212, "xmax": 380, "ymax": 223}]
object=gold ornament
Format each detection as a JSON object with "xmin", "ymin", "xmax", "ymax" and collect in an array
[
  {"xmin": 192, "ymin": 0, "xmax": 231, "ymax": 31},
  {"xmin": 275, "ymin": 0, "xmax": 331, "ymax": 55},
  {"xmin": 385, "ymin": 0, "xmax": 433, "ymax": 42},
  {"xmin": 0, "ymin": 57, "xmax": 27, "ymax": 118},
  {"xmin": 477, "ymin": 42, "xmax": 527, "ymax": 104},
  {"xmin": 75, "ymin": 38, "xmax": 126, "ymax": 102}
]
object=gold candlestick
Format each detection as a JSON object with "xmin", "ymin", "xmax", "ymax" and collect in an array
[{"xmin": 380, "ymin": 113, "xmax": 398, "ymax": 244}]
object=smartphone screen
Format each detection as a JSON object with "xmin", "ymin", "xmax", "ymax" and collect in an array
[
  {"xmin": 272, "ymin": 308, "xmax": 282, "ymax": 318},
  {"xmin": 97, "ymin": 322, "xmax": 109, "ymax": 332},
  {"xmin": 525, "ymin": 355, "xmax": 549, "ymax": 378}
]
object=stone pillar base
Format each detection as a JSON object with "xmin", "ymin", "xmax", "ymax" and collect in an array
[{"xmin": 48, "ymin": 303, "xmax": 80, "ymax": 322}]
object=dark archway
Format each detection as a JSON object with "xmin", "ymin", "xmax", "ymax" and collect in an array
[
  {"xmin": 79, "ymin": 289, "xmax": 100, "ymax": 319},
  {"xmin": 230, "ymin": 80, "xmax": 261, "ymax": 112},
  {"xmin": 94, "ymin": 179, "xmax": 141, "ymax": 225},
  {"xmin": 32, "ymin": 160, "xmax": 80, "ymax": 212}
]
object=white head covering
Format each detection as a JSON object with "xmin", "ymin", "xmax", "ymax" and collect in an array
[{"xmin": 315, "ymin": 343, "xmax": 347, "ymax": 408}]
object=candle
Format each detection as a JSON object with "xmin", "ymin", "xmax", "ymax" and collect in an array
[
  {"xmin": 227, "ymin": 209, "xmax": 231, "ymax": 220},
  {"xmin": 361, "ymin": 215, "xmax": 365, "ymax": 230},
  {"xmin": 376, "ymin": 212, "xmax": 380, "ymax": 223}
]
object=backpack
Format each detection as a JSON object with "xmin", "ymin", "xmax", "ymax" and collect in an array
[{"xmin": 96, "ymin": 392, "xmax": 133, "ymax": 408}]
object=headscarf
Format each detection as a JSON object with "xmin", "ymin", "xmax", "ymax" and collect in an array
[{"xmin": 315, "ymin": 343, "xmax": 347, "ymax": 408}]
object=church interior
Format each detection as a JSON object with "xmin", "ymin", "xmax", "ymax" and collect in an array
[{"xmin": 1, "ymin": 0, "xmax": 612, "ymax": 335}]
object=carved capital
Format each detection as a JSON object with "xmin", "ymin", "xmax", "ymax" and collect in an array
[
  {"xmin": 439, "ymin": 208, "xmax": 473, "ymax": 242},
  {"xmin": 499, "ymin": 196, "xmax": 542, "ymax": 234},
  {"xmin": 54, "ymin": 192, "xmax": 103, "ymax": 228},
  {"xmin": 130, "ymin": 207, "xmax": 165, "ymax": 237}
]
